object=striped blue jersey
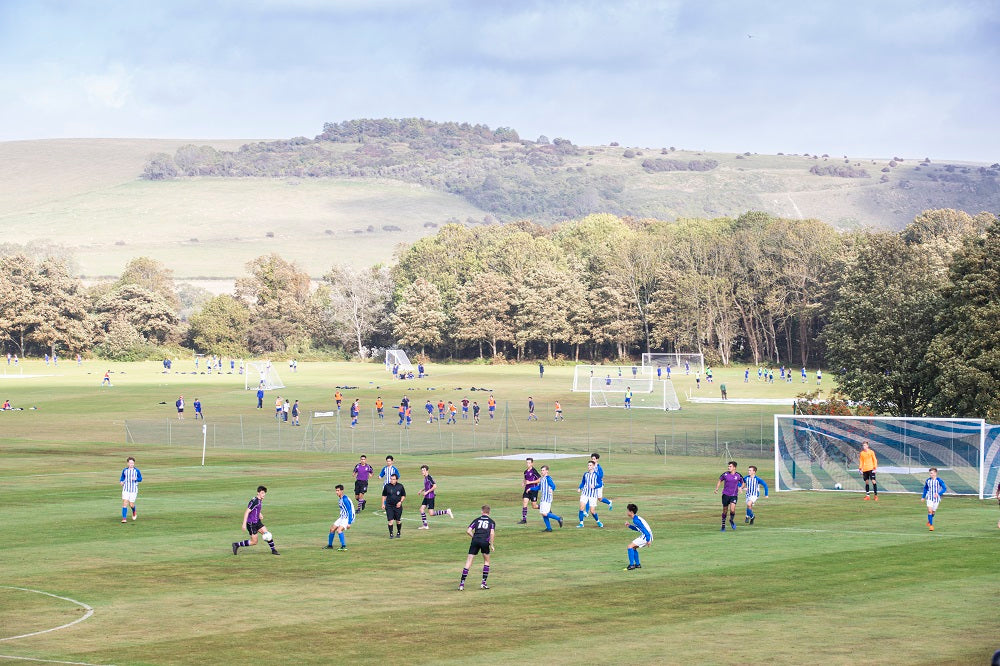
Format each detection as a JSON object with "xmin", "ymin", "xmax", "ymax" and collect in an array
[
  {"xmin": 120, "ymin": 467, "xmax": 142, "ymax": 493},
  {"xmin": 922, "ymin": 477, "xmax": 947, "ymax": 501},
  {"xmin": 628, "ymin": 515, "xmax": 653, "ymax": 542},
  {"xmin": 338, "ymin": 494, "xmax": 355, "ymax": 523},
  {"xmin": 379, "ymin": 465, "xmax": 400, "ymax": 486},
  {"xmin": 579, "ymin": 470, "xmax": 600, "ymax": 498},
  {"xmin": 538, "ymin": 476, "xmax": 556, "ymax": 503},
  {"xmin": 744, "ymin": 475, "xmax": 768, "ymax": 498},
  {"xmin": 594, "ymin": 463, "xmax": 605, "ymax": 488}
]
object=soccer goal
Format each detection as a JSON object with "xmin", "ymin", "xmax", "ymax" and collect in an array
[
  {"xmin": 641, "ymin": 352, "xmax": 704, "ymax": 376},
  {"xmin": 571, "ymin": 364, "xmax": 644, "ymax": 392},
  {"xmin": 588, "ymin": 376, "xmax": 680, "ymax": 410},
  {"xmin": 774, "ymin": 415, "xmax": 996, "ymax": 498},
  {"xmin": 244, "ymin": 360, "xmax": 285, "ymax": 391},
  {"xmin": 385, "ymin": 349, "xmax": 413, "ymax": 373}
]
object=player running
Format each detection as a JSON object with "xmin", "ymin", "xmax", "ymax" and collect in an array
[
  {"xmin": 743, "ymin": 465, "xmax": 769, "ymax": 524},
  {"xmin": 577, "ymin": 460, "xmax": 603, "ymax": 528},
  {"xmin": 232, "ymin": 485, "xmax": 279, "ymax": 555},
  {"xmin": 537, "ymin": 465, "xmax": 563, "ymax": 531},
  {"xmin": 591, "ymin": 453, "xmax": 613, "ymax": 511},
  {"xmin": 353, "ymin": 455, "xmax": 373, "ymax": 511},
  {"xmin": 418, "ymin": 465, "xmax": 454, "ymax": 529},
  {"xmin": 519, "ymin": 457, "xmax": 541, "ymax": 524},
  {"xmin": 714, "ymin": 461, "xmax": 744, "ymax": 531}
]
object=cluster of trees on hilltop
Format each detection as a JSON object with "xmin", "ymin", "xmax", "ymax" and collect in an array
[
  {"xmin": 3, "ymin": 208, "xmax": 999, "ymax": 418},
  {"xmin": 141, "ymin": 119, "xmax": 647, "ymax": 221}
]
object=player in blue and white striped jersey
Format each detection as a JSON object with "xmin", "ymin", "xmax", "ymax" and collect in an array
[
  {"xmin": 536, "ymin": 466, "xmax": 564, "ymax": 531},
  {"xmin": 577, "ymin": 460, "xmax": 603, "ymax": 528},
  {"xmin": 921, "ymin": 467, "xmax": 948, "ymax": 531},
  {"xmin": 743, "ymin": 465, "xmax": 769, "ymax": 525},
  {"xmin": 625, "ymin": 503, "xmax": 653, "ymax": 570},
  {"xmin": 119, "ymin": 456, "xmax": 142, "ymax": 523},
  {"xmin": 590, "ymin": 453, "xmax": 613, "ymax": 511},
  {"xmin": 378, "ymin": 456, "xmax": 400, "ymax": 512},
  {"xmin": 326, "ymin": 484, "xmax": 355, "ymax": 550}
]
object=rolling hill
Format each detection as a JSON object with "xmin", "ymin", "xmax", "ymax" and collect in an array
[{"xmin": 2, "ymin": 124, "xmax": 997, "ymax": 284}]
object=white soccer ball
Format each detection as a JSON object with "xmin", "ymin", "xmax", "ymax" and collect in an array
[
  {"xmin": 834, "ymin": 483, "xmax": 842, "ymax": 490},
  {"xmin": 261, "ymin": 531, "xmax": 273, "ymax": 541}
]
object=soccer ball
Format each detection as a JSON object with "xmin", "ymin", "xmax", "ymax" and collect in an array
[{"xmin": 834, "ymin": 483, "xmax": 842, "ymax": 490}]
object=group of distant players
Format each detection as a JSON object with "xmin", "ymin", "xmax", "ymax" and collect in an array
[{"xmin": 118, "ymin": 442, "xmax": 1000, "ymax": 589}]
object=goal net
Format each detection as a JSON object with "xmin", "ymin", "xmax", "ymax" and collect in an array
[
  {"xmin": 385, "ymin": 349, "xmax": 413, "ymax": 373},
  {"xmin": 775, "ymin": 415, "xmax": 994, "ymax": 497},
  {"xmin": 244, "ymin": 360, "xmax": 285, "ymax": 391},
  {"xmin": 572, "ymin": 364, "xmax": 644, "ymax": 391},
  {"xmin": 641, "ymin": 352, "xmax": 704, "ymax": 376},
  {"xmin": 588, "ymin": 376, "xmax": 680, "ymax": 410}
]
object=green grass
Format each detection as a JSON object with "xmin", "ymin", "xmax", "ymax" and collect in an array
[{"xmin": 1, "ymin": 361, "xmax": 997, "ymax": 665}]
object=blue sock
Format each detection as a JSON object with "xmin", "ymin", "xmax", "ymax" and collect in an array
[
  {"xmin": 592, "ymin": 512, "xmax": 599, "ymax": 522},
  {"xmin": 634, "ymin": 550, "xmax": 641, "ymax": 566},
  {"xmin": 550, "ymin": 513, "xmax": 562, "ymax": 523},
  {"xmin": 928, "ymin": 513, "xmax": 933, "ymax": 525},
  {"xmin": 628, "ymin": 548, "xmax": 636, "ymax": 565},
  {"xmin": 601, "ymin": 498, "xmax": 612, "ymax": 505},
  {"xmin": 543, "ymin": 515, "xmax": 551, "ymax": 529},
  {"xmin": 328, "ymin": 532, "xmax": 335, "ymax": 546},
  {"xmin": 579, "ymin": 510, "xmax": 585, "ymax": 522},
  {"xmin": 122, "ymin": 507, "xmax": 128, "ymax": 519},
  {"xmin": 339, "ymin": 532, "xmax": 346, "ymax": 546}
]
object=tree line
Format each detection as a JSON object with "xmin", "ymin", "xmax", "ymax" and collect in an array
[{"xmin": 2, "ymin": 208, "xmax": 998, "ymax": 418}]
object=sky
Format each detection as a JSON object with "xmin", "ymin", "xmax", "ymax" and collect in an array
[{"xmin": 0, "ymin": 0, "xmax": 997, "ymax": 161}]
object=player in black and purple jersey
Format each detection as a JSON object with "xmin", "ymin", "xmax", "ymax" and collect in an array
[
  {"xmin": 232, "ymin": 486, "xmax": 279, "ymax": 555},
  {"xmin": 353, "ymin": 455, "xmax": 374, "ymax": 511},
  {"xmin": 713, "ymin": 461, "xmax": 744, "ymax": 532},
  {"xmin": 519, "ymin": 457, "xmax": 541, "ymax": 524},
  {"xmin": 418, "ymin": 464, "xmax": 454, "ymax": 529},
  {"xmin": 459, "ymin": 505, "xmax": 496, "ymax": 590}
]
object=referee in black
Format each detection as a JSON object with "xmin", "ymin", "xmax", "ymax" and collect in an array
[
  {"xmin": 382, "ymin": 474, "xmax": 406, "ymax": 539},
  {"xmin": 459, "ymin": 505, "xmax": 496, "ymax": 590}
]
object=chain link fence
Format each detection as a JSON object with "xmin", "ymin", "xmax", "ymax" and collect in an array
[{"xmin": 125, "ymin": 403, "xmax": 789, "ymax": 459}]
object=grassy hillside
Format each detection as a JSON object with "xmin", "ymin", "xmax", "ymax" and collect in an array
[{"xmin": 2, "ymin": 134, "xmax": 997, "ymax": 283}]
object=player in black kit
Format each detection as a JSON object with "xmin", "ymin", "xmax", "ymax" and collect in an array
[
  {"xmin": 382, "ymin": 474, "xmax": 406, "ymax": 539},
  {"xmin": 459, "ymin": 505, "xmax": 496, "ymax": 590}
]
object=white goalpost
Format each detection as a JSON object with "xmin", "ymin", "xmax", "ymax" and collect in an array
[
  {"xmin": 641, "ymin": 352, "xmax": 704, "ymax": 376},
  {"xmin": 774, "ymin": 415, "xmax": 995, "ymax": 497},
  {"xmin": 244, "ymin": 360, "xmax": 285, "ymax": 391},
  {"xmin": 385, "ymin": 349, "xmax": 413, "ymax": 373},
  {"xmin": 588, "ymin": 376, "xmax": 680, "ymax": 411},
  {"xmin": 572, "ymin": 364, "xmax": 644, "ymax": 391}
]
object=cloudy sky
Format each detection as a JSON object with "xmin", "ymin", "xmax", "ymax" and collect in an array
[{"xmin": 1, "ymin": 0, "xmax": 997, "ymax": 161}]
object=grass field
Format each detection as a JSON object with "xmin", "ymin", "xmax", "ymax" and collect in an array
[{"xmin": 2, "ymin": 361, "xmax": 998, "ymax": 665}]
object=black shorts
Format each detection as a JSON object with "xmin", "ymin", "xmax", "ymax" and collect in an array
[
  {"xmin": 422, "ymin": 497, "xmax": 435, "ymax": 510},
  {"xmin": 386, "ymin": 505, "xmax": 403, "ymax": 522},
  {"xmin": 247, "ymin": 521, "xmax": 264, "ymax": 536},
  {"xmin": 523, "ymin": 489, "xmax": 539, "ymax": 502},
  {"xmin": 722, "ymin": 494, "xmax": 738, "ymax": 507},
  {"xmin": 862, "ymin": 470, "xmax": 877, "ymax": 482},
  {"xmin": 468, "ymin": 539, "xmax": 491, "ymax": 555},
  {"xmin": 355, "ymin": 480, "xmax": 369, "ymax": 495}
]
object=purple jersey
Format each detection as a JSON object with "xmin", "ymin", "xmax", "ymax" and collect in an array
[
  {"xmin": 247, "ymin": 496, "xmax": 263, "ymax": 524},
  {"xmin": 719, "ymin": 472, "xmax": 744, "ymax": 496},
  {"xmin": 354, "ymin": 463, "xmax": 373, "ymax": 481},
  {"xmin": 524, "ymin": 467, "xmax": 541, "ymax": 491},
  {"xmin": 423, "ymin": 474, "xmax": 436, "ymax": 499}
]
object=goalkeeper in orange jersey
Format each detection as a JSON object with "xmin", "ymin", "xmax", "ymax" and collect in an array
[{"xmin": 858, "ymin": 440, "xmax": 878, "ymax": 501}]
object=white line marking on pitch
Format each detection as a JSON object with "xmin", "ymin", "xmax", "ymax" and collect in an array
[
  {"xmin": 0, "ymin": 587, "xmax": 94, "ymax": 642},
  {"xmin": 0, "ymin": 654, "xmax": 112, "ymax": 665}
]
